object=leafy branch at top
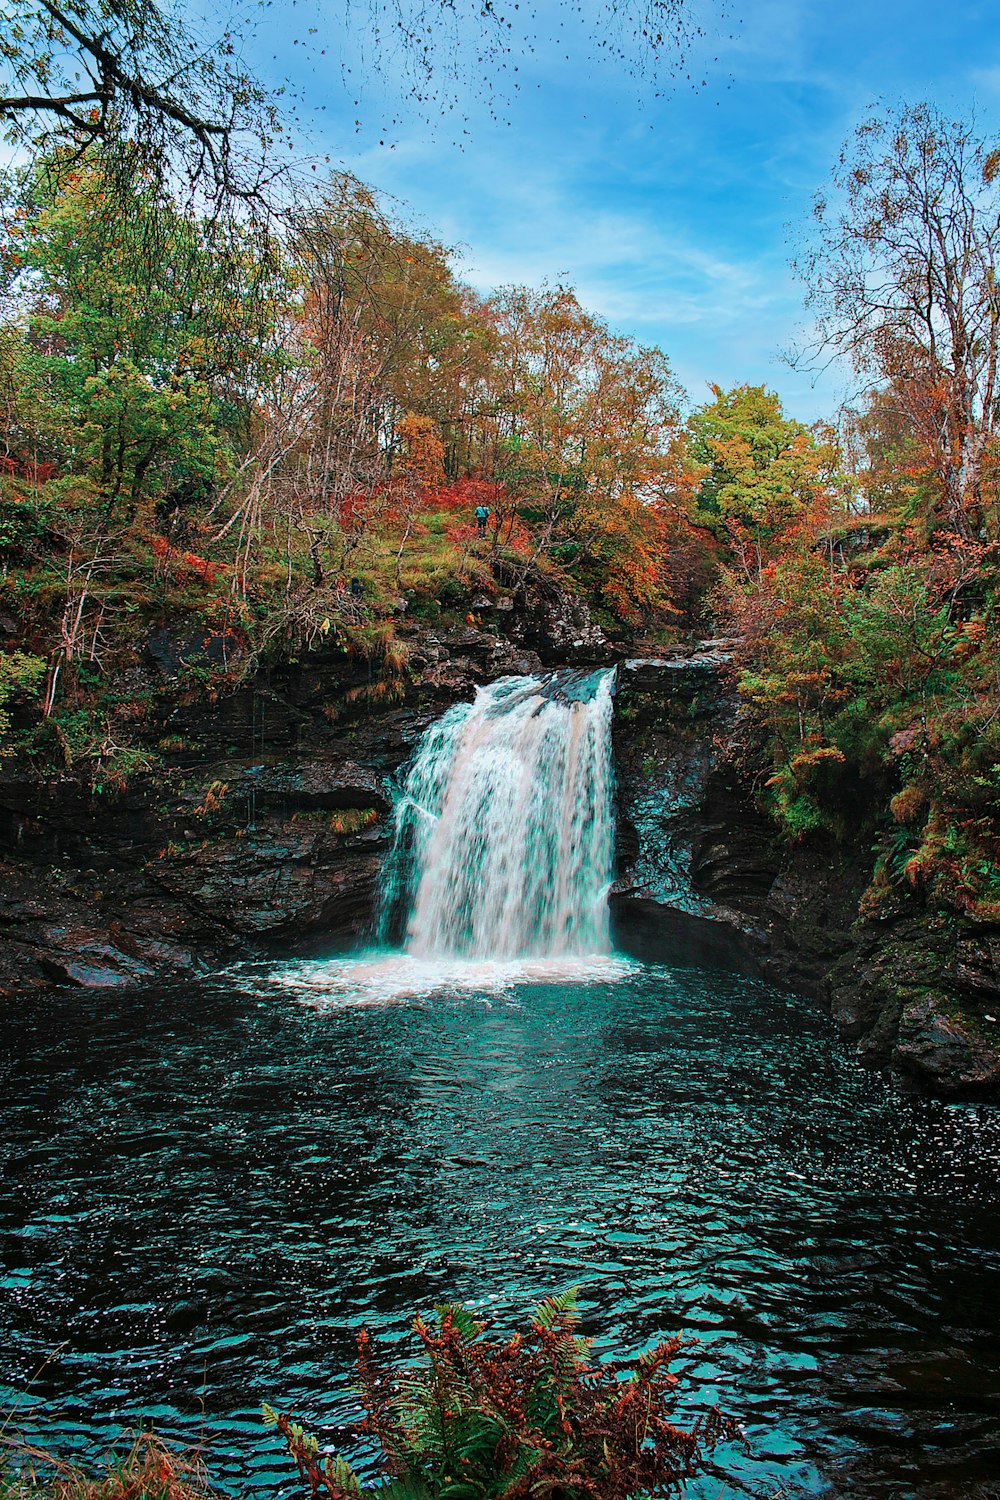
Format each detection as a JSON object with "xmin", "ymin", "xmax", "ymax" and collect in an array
[{"xmin": 1, "ymin": 0, "xmax": 285, "ymax": 211}]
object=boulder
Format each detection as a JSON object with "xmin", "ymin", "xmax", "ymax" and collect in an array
[{"xmin": 894, "ymin": 994, "xmax": 1000, "ymax": 1095}]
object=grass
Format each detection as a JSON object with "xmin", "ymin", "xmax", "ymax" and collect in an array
[{"xmin": 0, "ymin": 1435, "xmax": 220, "ymax": 1500}]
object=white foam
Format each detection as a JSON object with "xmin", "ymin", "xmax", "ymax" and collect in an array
[
  {"xmin": 379, "ymin": 669, "xmax": 617, "ymax": 960},
  {"xmin": 272, "ymin": 949, "xmax": 638, "ymax": 1009}
]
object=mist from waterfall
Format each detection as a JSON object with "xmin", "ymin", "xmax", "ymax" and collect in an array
[{"xmin": 381, "ymin": 669, "xmax": 616, "ymax": 960}]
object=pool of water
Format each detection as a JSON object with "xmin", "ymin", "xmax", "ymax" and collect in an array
[{"xmin": 2, "ymin": 956, "xmax": 999, "ymax": 1498}]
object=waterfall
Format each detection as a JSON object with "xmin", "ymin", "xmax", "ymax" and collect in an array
[{"xmin": 381, "ymin": 669, "xmax": 616, "ymax": 960}]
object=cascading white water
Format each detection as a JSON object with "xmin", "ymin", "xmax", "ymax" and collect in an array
[{"xmin": 381, "ymin": 669, "xmax": 616, "ymax": 960}]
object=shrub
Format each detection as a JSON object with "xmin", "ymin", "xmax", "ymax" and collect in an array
[{"xmin": 264, "ymin": 1289, "xmax": 744, "ymax": 1499}]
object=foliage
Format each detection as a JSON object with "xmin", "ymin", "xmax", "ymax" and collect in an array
[
  {"xmin": 2, "ymin": 147, "xmax": 287, "ymax": 510},
  {"xmin": 716, "ymin": 389, "xmax": 1000, "ymax": 916},
  {"xmin": 697, "ymin": 107, "xmax": 1000, "ymax": 928},
  {"xmin": 479, "ymin": 285, "xmax": 685, "ymax": 619},
  {"xmin": 0, "ymin": 648, "xmax": 46, "ymax": 750},
  {"xmin": 688, "ymin": 384, "xmax": 851, "ymax": 580},
  {"xmin": 264, "ymin": 1289, "xmax": 743, "ymax": 1500}
]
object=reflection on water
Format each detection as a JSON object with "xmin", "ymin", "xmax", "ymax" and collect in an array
[{"xmin": 2, "ymin": 959, "xmax": 999, "ymax": 1499}]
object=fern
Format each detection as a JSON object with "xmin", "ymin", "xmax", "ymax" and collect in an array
[
  {"xmin": 530, "ymin": 1286, "xmax": 580, "ymax": 1330},
  {"xmin": 266, "ymin": 1289, "xmax": 743, "ymax": 1498},
  {"xmin": 431, "ymin": 1303, "xmax": 484, "ymax": 1342}
]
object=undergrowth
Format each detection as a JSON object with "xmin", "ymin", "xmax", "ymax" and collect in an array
[
  {"xmin": 0, "ymin": 1295, "xmax": 749, "ymax": 1500},
  {"xmin": 0, "ymin": 1434, "xmax": 218, "ymax": 1500},
  {"xmin": 264, "ymin": 1288, "xmax": 746, "ymax": 1499}
]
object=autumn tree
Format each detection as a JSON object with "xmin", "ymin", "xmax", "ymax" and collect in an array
[
  {"xmin": 276, "ymin": 189, "xmax": 469, "ymax": 562},
  {"xmin": 798, "ymin": 103, "xmax": 1000, "ymax": 542},
  {"xmin": 478, "ymin": 284, "xmax": 683, "ymax": 618},
  {"xmin": 202, "ymin": 180, "xmax": 491, "ymax": 646}
]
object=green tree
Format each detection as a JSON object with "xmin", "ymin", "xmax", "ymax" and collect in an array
[
  {"xmin": 2, "ymin": 149, "xmax": 287, "ymax": 512},
  {"xmin": 0, "ymin": 147, "xmax": 289, "ymax": 719},
  {"xmin": 688, "ymin": 383, "xmax": 846, "ymax": 580}
]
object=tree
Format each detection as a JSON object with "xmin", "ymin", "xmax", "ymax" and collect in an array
[
  {"xmin": 1, "ymin": 0, "xmax": 283, "ymax": 207},
  {"xmin": 2, "ymin": 149, "xmax": 287, "ymax": 509},
  {"xmin": 0, "ymin": 146, "xmax": 289, "ymax": 713},
  {"xmin": 479, "ymin": 284, "xmax": 683, "ymax": 617},
  {"xmin": 798, "ymin": 103, "xmax": 1000, "ymax": 542},
  {"xmin": 223, "ymin": 186, "xmax": 472, "ymax": 582},
  {"xmin": 688, "ymin": 384, "xmax": 845, "ymax": 581}
]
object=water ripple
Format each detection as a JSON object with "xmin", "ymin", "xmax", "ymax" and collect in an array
[{"xmin": 1, "ymin": 963, "xmax": 999, "ymax": 1499}]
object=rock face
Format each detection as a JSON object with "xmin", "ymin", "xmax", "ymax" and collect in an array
[
  {"xmin": 610, "ymin": 651, "xmax": 1000, "ymax": 1100},
  {"xmin": 827, "ymin": 919, "xmax": 1000, "ymax": 1093},
  {"xmin": 0, "ymin": 635, "xmax": 500, "ymax": 994},
  {"xmin": 0, "ymin": 583, "xmax": 614, "ymax": 996}
]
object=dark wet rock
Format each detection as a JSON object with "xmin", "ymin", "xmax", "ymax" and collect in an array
[
  {"xmin": 618, "ymin": 650, "xmax": 731, "ymax": 694},
  {"xmin": 0, "ymin": 606, "xmax": 513, "ymax": 994},
  {"xmin": 609, "ymin": 894, "xmax": 764, "ymax": 977},
  {"xmin": 822, "ymin": 915, "xmax": 1000, "ymax": 1095},
  {"xmin": 39, "ymin": 951, "xmax": 149, "ymax": 988},
  {"xmin": 894, "ymin": 994, "xmax": 1000, "ymax": 1094},
  {"xmin": 613, "ymin": 649, "xmax": 741, "ymax": 915},
  {"xmin": 611, "ymin": 644, "xmax": 1000, "ymax": 1100},
  {"xmin": 0, "ymin": 860, "xmax": 208, "ymax": 996},
  {"xmin": 511, "ymin": 591, "xmax": 613, "ymax": 665},
  {"xmin": 147, "ymin": 623, "xmax": 243, "ymax": 677},
  {"xmin": 209, "ymin": 759, "xmax": 390, "ymax": 815},
  {"xmin": 416, "ymin": 624, "xmax": 531, "ymax": 683},
  {"xmin": 149, "ymin": 819, "xmax": 386, "ymax": 941},
  {"xmin": 471, "ymin": 594, "xmax": 513, "ymax": 613}
]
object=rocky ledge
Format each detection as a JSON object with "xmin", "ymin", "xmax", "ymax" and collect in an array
[
  {"xmin": 611, "ymin": 651, "xmax": 1000, "ymax": 1100},
  {"xmin": 0, "ymin": 585, "xmax": 616, "ymax": 995}
]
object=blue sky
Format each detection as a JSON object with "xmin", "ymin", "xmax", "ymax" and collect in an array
[{"xmin": 246, "ymin": 0, "xmax": 1000, "ymax": 421}]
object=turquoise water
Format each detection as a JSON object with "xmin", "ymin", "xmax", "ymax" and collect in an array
[{"xmin": 2, "ymin": 958, "xmax": 999, "ymax": 1498}]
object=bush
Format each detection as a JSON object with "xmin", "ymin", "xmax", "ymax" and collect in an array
[{"xmin": 264, "ymin": 1289, "xmax": 744, "ymax": 1499}]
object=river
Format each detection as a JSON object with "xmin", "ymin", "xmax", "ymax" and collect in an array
[{"xmin": 2, "ymin": 956, "xmax": 999, "ymax": 1498}]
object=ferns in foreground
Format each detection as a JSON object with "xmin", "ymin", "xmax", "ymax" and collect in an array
[{"xmin": 264, "ymin": 1288, "xmax": 745, "ymax": 1499}]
